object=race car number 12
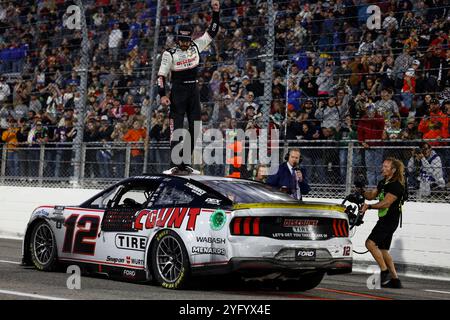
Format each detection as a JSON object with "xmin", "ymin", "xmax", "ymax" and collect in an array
[{"xmin": 63, "ymin": 214, "xmax": 100, "ymax": 255}]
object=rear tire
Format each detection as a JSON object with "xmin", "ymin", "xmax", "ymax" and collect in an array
[
  {"xmin": 150, "ymin": 230, "xmax": 190, "ymax": 289},
  {"xmin": 29, "ymin": 221, "xmax": 58, "ymax": 271},
  {"xmin": 278, "ymin": 271, "xmax": 325, "ymax": 291}
]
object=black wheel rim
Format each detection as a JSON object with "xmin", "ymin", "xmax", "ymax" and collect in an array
[
  {"xmin": 33, "ymin": 224, "xmax": 54, "ymax": 266},
  {"xmin": 156, "ymin": 235, "xmax": 184, "ymax": 283}
]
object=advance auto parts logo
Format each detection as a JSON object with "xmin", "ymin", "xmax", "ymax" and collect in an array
[{"xmin": 210, "ymin": 209, "xmax": 226, "ymax": 231}]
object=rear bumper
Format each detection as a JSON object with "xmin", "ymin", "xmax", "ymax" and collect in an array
[
  {"xmin": 229, "ymin": 257, "xmax": 352, "ymax": 274},
  {"xmin": 192, "ymin": 257, "xmax": 352, "ymax": 276}
]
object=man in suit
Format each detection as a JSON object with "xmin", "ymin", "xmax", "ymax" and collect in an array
[{"xmin": 267, "ymin": 148, "xmax": 311, "ymax": 200}]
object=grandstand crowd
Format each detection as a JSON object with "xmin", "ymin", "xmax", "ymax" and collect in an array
[{"xmin": 0, "ymin": 0, "xmax": 449, "ymax": 191}]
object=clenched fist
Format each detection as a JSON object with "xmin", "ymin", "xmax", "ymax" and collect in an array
[
  {"xmin": 160, "ymin": 96, "xmax": 171, "ymax": 106},
  {"xmin": 211, "ymin": 0, "xmax": 220, "ymax": 12}
]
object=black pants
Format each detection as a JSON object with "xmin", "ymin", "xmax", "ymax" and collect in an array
[{"xmin": 169, "ymin": 82, "xmax": 201, "ymax": 165}]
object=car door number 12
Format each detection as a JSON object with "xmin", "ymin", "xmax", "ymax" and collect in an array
[{"xmin": 63, "ymin": 214, "xmax": 100, "ymax": 255}]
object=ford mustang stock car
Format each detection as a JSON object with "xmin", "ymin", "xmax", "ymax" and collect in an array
[{"xmin": 22, "ymin": 174, "xmax": 353, "ymax": 290}]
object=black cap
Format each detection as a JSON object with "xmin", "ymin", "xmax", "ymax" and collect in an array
[{"xmin": 177, "ymin": 25, "xmax": 192, "ymax": 41}]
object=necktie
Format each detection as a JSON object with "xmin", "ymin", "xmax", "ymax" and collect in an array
[{"xmin": 292, "ymin": 168, "xmax": 298, "ymax": 199}]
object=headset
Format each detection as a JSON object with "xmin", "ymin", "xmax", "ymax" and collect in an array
[{"xmin": 284, "ymin": 148, "xmax": 303, "ymax": 163}]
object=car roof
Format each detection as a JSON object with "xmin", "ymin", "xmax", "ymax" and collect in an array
[
  {"xmin": 183, "ymin": 175, "xmax": 243, "ymax": 182},
  {"xmin": 130, "ymin": 174, "xmax": 248, "ymax": 183}
]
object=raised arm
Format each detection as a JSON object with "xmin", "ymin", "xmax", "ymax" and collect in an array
[{"xmin": 194, "ymin": 0, "xmax": 221, "ymax": 52}]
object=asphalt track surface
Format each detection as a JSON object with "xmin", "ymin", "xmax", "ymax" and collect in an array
[{"xmin": 1, "ymin": 238, "xmax": 449, "ymax": 300}]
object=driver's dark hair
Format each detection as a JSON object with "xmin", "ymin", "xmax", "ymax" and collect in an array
[{"xmin": 384, "ymin": 157, "xmax": 405, "ymax": 186}]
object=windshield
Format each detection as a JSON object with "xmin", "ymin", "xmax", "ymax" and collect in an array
[{"xmin": 201, "ymin": 180, "xmax": 299, "ymax": 204}]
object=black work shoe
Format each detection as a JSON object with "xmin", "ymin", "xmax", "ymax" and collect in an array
[
  {"xmin": 380, "ymin": 269, "xmax": 391, "ymax": 285},
  {"xmin": 382, "ymin": 278, "xmax": 403, "ymax": 289}
]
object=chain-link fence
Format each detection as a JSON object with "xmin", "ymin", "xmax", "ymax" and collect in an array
[{"xmin": 1, "ymin": 140, "xmax": 449, "ymax": 203}]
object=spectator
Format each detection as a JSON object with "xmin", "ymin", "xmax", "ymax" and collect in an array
[
  {"xmin": 27, "ymin": 120, "xmax": 48, "ymax": 176},
  {"xmin": 57, "ymin": 107, "xmax": 76, "ymax": 128},
  {"xmin": 109, "ymin": 22, "xmax": 123, "ymax": 64},
  {"xmin": 53, "ymin": 117, "xmax": 77, "ymax": 177},
  {"xmin": 16, "ymin": 117, "xmax": 30, "ymax": 176},
  {"xmin": 214, "ymin": 97, "xmax": 232, "ymax": 124},
  {"xmin": 337, "ymin": 115, "xmax": 360, "ymax": 183},
  {"xmin": 209, "ymin": 71, "xmax": 222, "ymax": 97},
  {"xmin": 316, "ymin": 65, "xmax": 334, "ymax": 96},
  {"xmin": 198, "ymin": 77, "xmax": 210, "ymax": 103},
  {"xmin": 399, "ymin": 117, "xmax": 421, "ymax": 140},
  {"xmin": 0, "ymin": 105, "xmax": 17, "ymax": 129},
  {"xmin": 384, "ymin": 115, "xmax": 403, "ymax": 140},
  {"xmin": 407, "ymin": 142, "xmax": 445, "ymax": 197},
  {"xmin": 122, "ymin": 95, "xmax": 136, "ymax": 117},
  {"xmin": 238, "ymin": 105, "xmax": 256, "ymax": 131},
  {"xmin": 335, "ymin": 56, "xmax": 352, "ymax": 80},
  {"xmin": 298, "ymin": 121, "xmax": 315, "ymax": 140},
  {"xmin": 285, "ymin": 111, "xmax": 302, "ymax": 140},
  {"xmin": 83, "ymin": 121, "xmax": 100, "ymax": 178},
  {"xmin": 375, "ymin": 88, "xmax": 400, "ymax": 122},
  {"xmin": 380, "ymin": 55, "xmax": 396, "ymax": 89},
  {"xmin": 254, "ymin": 164, "xmax": 269, "ymax": 183},
  {"xmin": 349, "ymin": 90, "xmax": 369, "ymax": 121},
  {"xmin": 1, "ymin": 118, "xmax": 19, "ymax": 176},
  {"xmin": 0, "ymin": 76, "xmax": 11, "ymax": 103},
  {"xmin": 111, "ymin": 121, "xmax": 128, "ymax": 178},
  {"xmin": 418, "ymin": 98, "xmax": 448, "ymax": 144},
  {"xmin": 298, "ymin": 74, "xmax": 316, "ymax": 97},
  {"xmin": 357, "ymin": 104, "xmax": 385, "ymax": 186},
  {"xmin": 415, "ymin": 94, "xmax": 433, "ymax": 119},
  {"xmin": 422, "ymin": 119, "xmax": 446, "ymax": 146},
  {"xmin": 128, "ymin": 104, "xmax": 146, "ymax": 127},
  {"xmin": 287, "ymin": 81, "xmax": 302, "ymax": 111},
  {"xmin": 393, "ymin": 45, "xmax": 414, "ymax": 90},
  {"xmin": 349, "ymin": 55, "xmax": 368, "ymax": 95},
  {"xmin": 401, "ymin": 68, "xmax": 416, "ymax": 111},
  {"xmin": 29, "ymin": 94, "xmax": 43, "ymax": 114},
  {"xmin": 315, "ymin": 96, "xmax": 340, "ymax": 130},
  {"xmin": 97, "ymin": 115, "xmax": 114, "ymax": 178},
  {"xmin": 242, "ymin": 91, "xmax": 259, "ymax": 114},
  {"xmin": 123, "ymin": 120, "xmax": 146, "ymax": 176}
]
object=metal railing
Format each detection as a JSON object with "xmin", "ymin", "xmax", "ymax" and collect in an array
[{"xmin": 1, "ymin": 140, "xmax": 449, "ymax": 203}]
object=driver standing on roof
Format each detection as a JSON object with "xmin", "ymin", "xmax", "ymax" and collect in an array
[{"xmin": 157, "ymin": 0, "xmax": 220, "ymax": 168}]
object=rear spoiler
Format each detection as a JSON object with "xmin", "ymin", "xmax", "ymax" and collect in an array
[{"xmin": 232, "ymin": 202, "xmax": 346, "ymax": 213}]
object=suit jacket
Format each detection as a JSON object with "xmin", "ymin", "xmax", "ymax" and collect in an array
[{"xmin": 266, "ymin": 162, "xmax": 311, "ymax": 199}]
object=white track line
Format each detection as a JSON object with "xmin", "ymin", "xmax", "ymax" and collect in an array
[
  {"xmin": 0, "ymin": 289, "xmax": 68, "ymax": 300},
  {"xmin": 0, "ymin": 260, "xmax": 21, "ymax": 265},
  {"xmin": 425, "ymin": 290, "xmax": 450, "ymax": 295}
]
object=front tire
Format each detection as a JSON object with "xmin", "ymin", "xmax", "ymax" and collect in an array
[
  {"xmin": 29, "ymin": 221, "xmax": 58, "ymax": 271},
  {"xmin": 150, "ymin": 230, "xmax": 190, "ymax": 289}
]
